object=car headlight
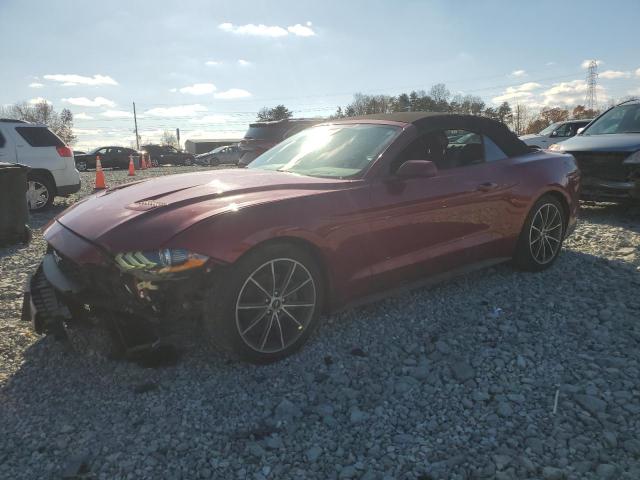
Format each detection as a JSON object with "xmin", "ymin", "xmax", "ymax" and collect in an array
[
  {"xmin": 548, "ymin": 143, "xmax": 564, "ymax": 152},
  {"xmin": 115, "ymin": 248, "xmax": 209, "ymax": 274},
  {"xmin": 622, "ymin": 150, "xmax": 640, "ymax": 165}
]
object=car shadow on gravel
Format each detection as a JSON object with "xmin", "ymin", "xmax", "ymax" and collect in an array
[{"xmin": 579, "ymin": 201, "xmax": 640, "ymax": 229}]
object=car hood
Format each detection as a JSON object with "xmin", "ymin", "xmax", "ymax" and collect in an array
[
  {"xmin": 519, "ymin": 134, "xmax": 541, "ymax": 140},
  {"xmin": 54, "ymin": 168, "xmax": 350, "ymax": 253},
  {"xmin": 558, "ymin": 133, "xmax": 640, "ymax": 153}
]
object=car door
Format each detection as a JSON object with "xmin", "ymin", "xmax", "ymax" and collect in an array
[{"xmin": 364, "ymin": 130, "xmax": 514, "ymax": 292}]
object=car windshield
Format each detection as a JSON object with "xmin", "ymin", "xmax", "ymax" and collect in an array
[
  {"xmin": 538, "ymin": 122, "xmax": 560, "ymax": 135},
  {"xmin": 583, "ymin": 103, "xmax": 640, "ymax": 135},
  {"xmin": 248, "ymin": 124, "xmax": 400, "ymax": 178}
]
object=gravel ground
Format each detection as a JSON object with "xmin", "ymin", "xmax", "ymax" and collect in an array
[{"xmin": 1, "ymin": 167, "xmax": 639, "ymax": 479}]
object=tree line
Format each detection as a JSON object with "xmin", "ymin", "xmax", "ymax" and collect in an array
[{"xmin": 257, "ymin": 83, "xmax": 602, "ymax": 136}]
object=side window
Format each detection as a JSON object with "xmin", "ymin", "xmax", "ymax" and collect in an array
[
  {"xmin": 443, "ymin": 130, "xmax": 484, "ymax": 169},
  {"xmin": 15, "ymin": 127, "xmax": 64, "ymax": 147},
  {"xmin": 483, "ymin": 136, "xmax": 507, "ymax": 162},
  {"xmin": 0, "ymin": 131, "xmax": 5, "ymax": 148},
  {"xmin": 96, "ymin": 148, "xmax": 108, "ymax": 155},
  {"xmin": 554, "ymin": 123, "xmax": 572, "ymax": 137}
]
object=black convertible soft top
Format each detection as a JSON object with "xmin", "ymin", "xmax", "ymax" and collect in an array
[{"xmin": 345, "ymin": 112, "xmax": 529, "ymax": 157}]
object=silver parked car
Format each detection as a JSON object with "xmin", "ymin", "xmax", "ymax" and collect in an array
[
  {"xmin": 519, "ymin": 119, "xmax": 592, "ymax": 149},
  {"xmin": 194, "ymin": 144, "xmax": 241, "ymax": 166}
]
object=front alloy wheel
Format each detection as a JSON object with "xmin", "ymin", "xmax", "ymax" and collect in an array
[
  {"xmin": 236, "ymin": 259, "xmax": 316, "ymax": 354},
  {"xmin": 205, "ymin": 243, "xmax": 324, "ymax": 363}
]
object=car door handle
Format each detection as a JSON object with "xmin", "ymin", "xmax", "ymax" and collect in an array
[{"xmin": 477, "ymin": 182, "xmax": 498, "ymax": 192}]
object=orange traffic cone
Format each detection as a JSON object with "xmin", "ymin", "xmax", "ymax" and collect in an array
[
  {"xmin": 140, "ymin": 153, "xmax": 146, "ymax": 170},
  {"xmin": 95, "ymin": 155, "xmax": 106, "ymax": 189},
  {"xmin": 128, "ymin": 155, "xmax": 136, "ymax": 176},
  {"xmin": 146, "ymin": 153, "xmax": 152, "ymax": 169}
]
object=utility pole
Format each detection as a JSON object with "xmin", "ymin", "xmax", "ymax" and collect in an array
[
  {"xmin": 585, "ymin": 60, "xmax": 599, "ymax": 111},
  {"xmin": 176, "ymin": 128, "xmax": 180, "ymax": 149},
  {"xmin": 133, "ymin": 102, "xmax": 140, "ymax": 150}
]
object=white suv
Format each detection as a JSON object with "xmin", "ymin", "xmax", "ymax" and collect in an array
[{"xmin": 0, "ymin": 119, "xmax": 81, "ymax": 210}]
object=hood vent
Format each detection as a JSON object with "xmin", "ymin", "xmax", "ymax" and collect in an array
[{"xmin": 126, "ymin": 200, "xmax": 168, "ymax": 211}]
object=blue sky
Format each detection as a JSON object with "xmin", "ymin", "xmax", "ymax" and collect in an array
[{"xmin": 1, "ymin": 0, "xmax": 639, "ymax": 149}]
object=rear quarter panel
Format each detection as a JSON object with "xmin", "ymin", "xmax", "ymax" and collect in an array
[{"xmin": 507, "ymin": 151, "xmax": 580, "ymax": 235}]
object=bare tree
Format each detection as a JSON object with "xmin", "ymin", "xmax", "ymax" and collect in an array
[
  {"xmin": 1, "ymin": 100, "xmax": 76, "ymax": 144},
  {"xmin": 160, "ymin": 130, "xmax": 178, "ymax": 147}
]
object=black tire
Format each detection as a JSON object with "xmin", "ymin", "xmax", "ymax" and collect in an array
[
  {"xmin": 184, "ymin": 157, "xmax": 193, "ymax": 166},
  {"xmin": 76, "ymin": 160, "xmax": 88, "ymax": 172},
  {"xmin": 26, "ymin": 173, "xmax": 55, "ymax": 211},
  {"xmin": 209, "ymin": 157, "xmax": 220, "ymax": 166},
  {"xmin": 513, "ymin": 194, "xmax": 566, "ymax": 272},
  {"xmin": 205, "ymin": 243, "xmax": 325, "ymax": 363}
]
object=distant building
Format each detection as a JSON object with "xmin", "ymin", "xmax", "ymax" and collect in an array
[{"xmin": 184, "ymin": 138, "xmax": 242, "ymax": 155}]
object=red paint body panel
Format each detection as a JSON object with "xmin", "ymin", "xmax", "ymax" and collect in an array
[{"xmin": 46, "ymin": 120, "xmax": 580, "ymax": 311}]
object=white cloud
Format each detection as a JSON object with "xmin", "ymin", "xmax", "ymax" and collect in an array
[
  {"xmin": 100, "ymin": 110, "xmax": 132, "ymax": 118},
  {"xmin": 287, "ymin": 23, "xmax": 316, "ymax": 37},
  {"xmin": 491, "ymin": 82, "xmax": 542, "ymax": 103},
  {"xmin": 28, "ymin": 97, "xmax": 51, "ymax": 105},
  {"xmin": 74, "ymin": 128, "xmax": 101, "ymax": 135},
  {"xmin": 510, "ymin": 70, "xmax": 526, "ymax": 77},
  {"xmin": 190, "ymin": 114, "xmax": 231, "ymax": 124},
  {"xmin": 43, "ymin": 74, "xmax": 118, "ymax": 86},
  {"xmin": 636, "ymin": 68, "xmax": 640, "ymax": 77},
  {"xmin": 540, "ymin": 79, "xmax": 607, "ymax": 106},
  {"xmin": 219, "ymin": 21, "xmax": 316, "ymax": 37},
  {"xmin": 205, "ymin": 60, "xmax": 221, "ymax": 66},
  {"xmin": 74, "ymin": 113, "xmax": 94, "ymax": 120},
  {"xmin": 144, "ymin": 104, "xmax": 208, "ymax": 117},
  {"xmin": 219, "ymin": 22, "xmax": 287, "ymax": 37},
  {"xmin": 546, "ymin": 61, "xmax": 556, "ymax": 66},
  {"xmin": 214, "ymin": 88, "xmax": 252, "ymax": 99},
  {"xmin": 62, "ymin": 96, "xmax": 116, "ymax": 108},
  {"xmin": 29, "ymin": 82, "xmax": 44, "ymax": 88},
  {"xmin": 238, "ymin": 59, "xmax": 251, "ymax": 67},
  {"xmin": 581, "ymin": 59, "xmax": 603, "ymax": 69},
  {"xmin": 599, "ymin": 70, "xmax": 630, "ymax": 79},
  {"xmin": 178, "ymin": 83, "xmax": 217, "ymax": 95}
]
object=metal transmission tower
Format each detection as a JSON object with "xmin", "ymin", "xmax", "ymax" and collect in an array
[{"xmin": 585, "ymin": 60, "xmax": 599, "ymax": 110}]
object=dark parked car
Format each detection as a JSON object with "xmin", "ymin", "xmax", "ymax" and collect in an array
[
  {"xmin": 550, "ymin": 99, "xmax": 640, "ymax": 201},
  {"xmin": 23, "ymin": 113, "xmax": 579, "ymax": 363},
  {"xmin": 195, "ymin": 144, "xmax": 241, "ymax": 166},
  {"xmin": 75, "ymin": 146, "xmax": 139, "ymax": 171},
  {"xmin": 237, "ymin": 118, "xmax": 321, "ymax": 167},
  {"xmin": 141, "ymin": 144, "xmax": 194, "ymax": 166}
]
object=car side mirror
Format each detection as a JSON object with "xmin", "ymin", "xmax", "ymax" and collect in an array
[
  {"xmin": 577, "ymin": 127, "xmax": 585, "ymax": 134},
  {"xmin": 549, "ymin": 131, "xmax": 558, "ymax": 138},
  {"xmin": 396, "ymin": 160, "xmax": 438, "ymax": 178}
]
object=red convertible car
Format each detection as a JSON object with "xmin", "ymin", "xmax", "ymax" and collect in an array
[{"xmin": 23, "ymin": 113, "xmax": 580, "ymax": 363}]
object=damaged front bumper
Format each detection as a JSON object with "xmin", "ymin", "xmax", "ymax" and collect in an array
[{"xmin": 21, "ymin": 224, "xmax": 213, "ymax": 355}]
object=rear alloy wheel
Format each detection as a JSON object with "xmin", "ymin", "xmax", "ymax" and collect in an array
[
  {"xmin": 184, "ymin": 157, "xmax": 193, "ymax": 166},
  {"xmin": 76, "ymin": 160, "xmax": 87, "ymax": 171},
  {"xmin": 26, "ymin": 174, "xmax": 54, "ymax": 211},
  {"xmin": 513, "ymin": 195, "xmax": 565, "ymax": 271},
  {"xmin": 206, "ymin": 244, "xmax": 324, "ymax": 363}
]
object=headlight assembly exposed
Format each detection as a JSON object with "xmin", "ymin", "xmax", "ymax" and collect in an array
[{"xmin": 115, "ymin": 248, "xmax": 208, "ymax": 274}]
